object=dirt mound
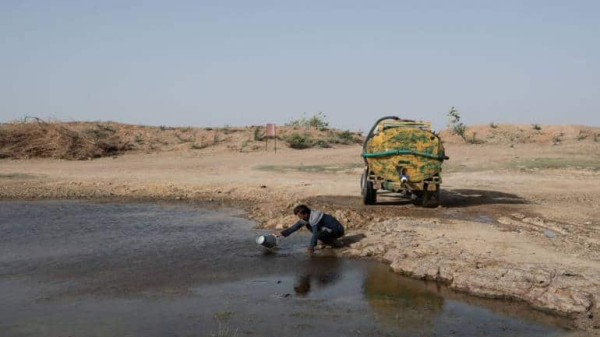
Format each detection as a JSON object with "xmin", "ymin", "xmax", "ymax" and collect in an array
[
  {"xmin": 0, "ymin": 118, "xmax": 131, "ymax": 160},
  {"xmin": 0, "ymin": 119, "xmax": 363, "ymax": 160},
  {"xmin": 439, "ymin": 124, "xmax": 600, "ymax": 145}
]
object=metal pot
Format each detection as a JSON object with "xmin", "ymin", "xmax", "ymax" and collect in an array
[{"xmin": 256, "ymin": 234, "xmax": 277, "ymax": 248}]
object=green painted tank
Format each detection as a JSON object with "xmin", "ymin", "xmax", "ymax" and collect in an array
[{"xmin": 361, "ymin": 116, "xmax": 447, "ymax": 207}]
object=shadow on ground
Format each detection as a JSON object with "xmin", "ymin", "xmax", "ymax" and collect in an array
[
  {"xmin": 441, "ymin": 189, "xmax": 528, "ymax": 208},
  {"xmin": 309, "ymin": 188, "xmax": 527, "ymax": 209},
  {"xmin": 304, "ymin": 189, "xmax": 529, "ymax": 226},
  {"xmin": 341, "ymin": 233, "xmax": 366, "ymax": 246}
]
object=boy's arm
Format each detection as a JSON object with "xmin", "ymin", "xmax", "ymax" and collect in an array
[
  {"xmin": 308, "ymin": 222, "xmax": 322, "ymax": 248},
  {"xmin": 279, "ymin": 220, "xmax": 305, "ymax": 237}
]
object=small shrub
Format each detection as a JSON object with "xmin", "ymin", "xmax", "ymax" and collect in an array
[
  {"xmin": 159, "ymin": 125, "xmax": 167, "ymax": 131},
  {"xmin": 532, "ymin": 124, "xmax": 542, "ymax": 131},
  {"xmin": 466, "ymin": 132, "xmax": 484, "ymax": 144},
  {"xmin": 286, "ymin": 112, "xmax": 329, "ymax": 129},
  {"xmin": 326, "ymin": 136, "xmax": 340, "ymax": 144},
  {"xmin": 253, "ymin": 128, "xmax": 264, "ymax": 141},
  {"xmin": 447, "ymin": 106, "xmax": 467, "ymax": 142},
  {"xmin": 307, "ymin": 112, "xmax": 329, "ymax": 129},
  {"xmin": 240, "ymin": 139, "xmax": 249, "ymax": 152},
  {"xmin": 594, "ymin": 133, "xmax": 599, "ymax": 142},
  {"xmin": 314, "ymin": 140, "xmax": 331, "ymax": 148},
  {"xmin": 134, "ymin": 134, "xmax": 144, "ymax": 145},
  {"xmin": 175, "ymin": 133, "xmax": 192, "ymax": 143},
  {"xmin": 489, "ymin": 122, "xmax": 498, "ymax": 129},
  {"xmin": 191, "ymin": 142, "xmax": 208, "ymax": 150},
  {"xmin": 336, "ymin": 130, "xmax": 355, "ymax": 144},
  {"xmin": 286, "ymin": 116, "xmax": 303, "ymax": 127},
  {"xmin": 222, "ymin": 125, "xmax": 234, "ymax": 135},
  {"xmin": 283, "ymin": 133, "xmax": 314, "ymax": 149},
  {"xmin": 576, "ymin": 131, "xmax": 588, "ymax": 141},
  {"xmin": 85, "ymin": 124, "xmax": 117, "ymax": 139},
  {"xmin": 552, "ymin": 132, "xmax": 564, "ymax": 145}
]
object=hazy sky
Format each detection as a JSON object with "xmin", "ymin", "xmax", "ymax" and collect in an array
[{"xmin": 1, "ymin": 0, "xmax": 599, "ymax": 130}]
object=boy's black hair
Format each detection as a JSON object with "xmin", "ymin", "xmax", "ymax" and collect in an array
[{"xmin": 293, "ymin": 204, "xmax": 310, "ymax": 215}]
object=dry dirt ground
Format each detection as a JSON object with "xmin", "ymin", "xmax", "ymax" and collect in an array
[{"xmin": 1, "ymin": 134, "xmax": 600, "ymax": 334}]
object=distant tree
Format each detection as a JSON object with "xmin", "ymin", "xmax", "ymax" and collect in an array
[{"xmin": 447, "ymin": 106, "xmax": 467, "ymax": 142}]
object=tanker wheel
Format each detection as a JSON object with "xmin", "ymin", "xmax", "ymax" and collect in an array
[
  {"xmin": 421, "ymin": 183, "xmax": 440, "ymax": 208},
  {"xmin": 361, "ymin": 171, "xmax": 377, "ymax": 205}
]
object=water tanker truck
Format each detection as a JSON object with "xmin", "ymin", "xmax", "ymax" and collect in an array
[{"xmin": 361, "ymin": 116, "xmax": 448, "ymax": 207}]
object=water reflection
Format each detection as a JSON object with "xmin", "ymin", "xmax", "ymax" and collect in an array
[
  {"xmin": 362, "ymin": 263, "xmax": 569, "ymax": 337},
  {"xmin": 293, "ymin": 257, "xmax": 341, "ymax": 296},
  {"xmin": 364, "ymin": 264, "xmax": 443, "ymax": 333}
]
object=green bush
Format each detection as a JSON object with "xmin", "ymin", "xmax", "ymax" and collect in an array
[
  {"xmin": 447, "ymin": 106, "xmax": 467, "ymax": 142},
  {"xmin": 286, "ymin": 112, "xmax": 329, "ymax": 129},
  {"xmin": 307, "ymin": 112, "xmax": 329, "ymax": 128},
  {"xmin": 552, "ymin": 132, "xmax": 564, "ymax": 145},
  {"xmin": 283, "ymin": 133, "xmax": 315, "ymax": 149},
  {"xmin": 336, "ymin": 130, "xmax": 356, "ymax": 144},
  {"xmin": 253, "ymin": 127, "xmax": 264, "ymax": 141},
  {"xmin": 314, "ymin": 140, "xmax": 331, "ymax": 148}
]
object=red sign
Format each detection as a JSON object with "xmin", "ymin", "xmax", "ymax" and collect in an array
[{"xmin": 266, "ymin": 123, "xmax": 276, "ymax": 137}]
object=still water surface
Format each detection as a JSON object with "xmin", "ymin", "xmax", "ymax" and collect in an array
[{"xmin": 0, "ymin": 201, "xmax": 570, "ymax": 336}]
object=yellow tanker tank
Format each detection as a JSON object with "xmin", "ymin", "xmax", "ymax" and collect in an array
[{"xmin": 361, "ymin": 116, "xmax": 447, "ymax": 207}]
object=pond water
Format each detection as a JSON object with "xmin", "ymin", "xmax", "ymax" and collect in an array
[{"xmin": 0, "ymin": 201, "xmax": 570, "ymax": 337}]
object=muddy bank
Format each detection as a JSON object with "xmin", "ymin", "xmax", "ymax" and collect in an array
[{"xmin": 337, "ymin": 218, "xmax": 600, "ymax": 332}]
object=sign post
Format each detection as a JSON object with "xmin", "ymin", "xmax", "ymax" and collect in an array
[{"xmin": 266, "ymin": 123, "xmax": 276, "ymax": 153}]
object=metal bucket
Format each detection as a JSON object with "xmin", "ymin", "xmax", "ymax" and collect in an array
[{"xmin": 256, "ymin": 234, "xmax": 277, "ymax": 248}]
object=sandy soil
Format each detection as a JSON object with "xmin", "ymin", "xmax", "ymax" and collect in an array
[{"xmin": 1, "ymin": 139, "xmax": 600, "ymax": 333}]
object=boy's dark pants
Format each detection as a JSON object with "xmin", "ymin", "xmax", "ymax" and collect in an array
[{"xmin": 317, "ymin": 229, "xmax": 343, "ymax": 244}]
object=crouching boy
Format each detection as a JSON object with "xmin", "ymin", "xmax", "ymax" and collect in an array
[{"xmin": 273, "ymin": 204, "xmax": 345, "ymax": 254}]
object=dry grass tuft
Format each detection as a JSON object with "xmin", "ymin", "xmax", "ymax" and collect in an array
[{"xmin": 0, "ymin": 117, "xmax": 131, "ymax": 160}]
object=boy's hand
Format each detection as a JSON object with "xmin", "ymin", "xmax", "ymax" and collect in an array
[
  {"xmin": 272, "ymin": 232, "xmax": 281, "ymax": 237},
  {"xmin": 306, "ymin": 247, "xmax": 315, "ymax": 255}
]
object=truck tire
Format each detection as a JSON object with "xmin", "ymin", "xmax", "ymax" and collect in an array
[
  {"xmin": 421, "ymin": 183, "xmax": 440, "ymax": 208},
  {"xmin": 360, "ymin": 171, "xmax": 366, "ymax": 190},
  {"xmin": 361, "ymin": 171, "xmax": 377, "ymax": 205}
]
